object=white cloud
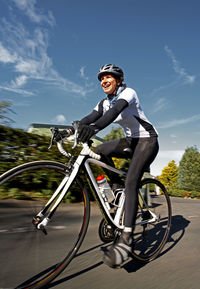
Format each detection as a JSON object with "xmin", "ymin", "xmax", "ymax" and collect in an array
[
  {"xmin": 80, "ymin": 66, "xmax": 88, "ymax": 81},
  {"xmin": 54, "ymin": 114, "xmax": 67, "ymax": 124},
  {"xmin": 79, "ymin": 66, "xmax": 94, "ymax": 90},
  {"xmin": 150, "ymin": 79, "xmax": 178, "ymax": 96},
  {"xmin": 170, "ymin": 134, "xmax": 177, "ymax": 138},
  {"xmin": 12, "ymin": 0, "xmax": 55, "ymax": 26},
  {"xmin": 15, "ymin": 59, "xmax": 42, "ymax": 75},
  {"xmin": 0, "ymin": 3, "xmax": 93, "ymax": 97},
  {"xmin": 164, "ymin": 45, "xmax": 196, "ymax": 84},
  {"xmin": 150, "ymin": 46, "xmax": 196, "ymax": 97},
  {"xmin": 158, "ymin": 114, "xmax": 200, "ymax": 129},
  {"xmin": 11, "ymin": 75, "xmax": 28, "ymax": 88},
  {"xmin": 0, "ymin": 42, "xmax": 17, "ymax": 63},
  {"xmin": 0, "ymin": 84, "xmax": 34, "ymax": 96},
  {"xmin": 152, "ymin": 97, "xmax": 167, "ymax": 113}
]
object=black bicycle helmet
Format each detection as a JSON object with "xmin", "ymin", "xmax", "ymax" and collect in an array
[{"xmin": 97, "ymin": 64, "xmax": 124, "ymax": 81}]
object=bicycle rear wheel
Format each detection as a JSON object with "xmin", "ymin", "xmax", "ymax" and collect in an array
[
  {"xmin": 0, "ymin": 161, "xmax": 90, "ymax": 289},
  {"xmin": 132, "ymin": 178, "xmax": 171, "ymax": 262}
]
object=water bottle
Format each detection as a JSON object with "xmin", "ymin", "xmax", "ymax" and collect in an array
[{"xmin": 96, "ymin": 175, "xmax": 115, "ymax": 203}]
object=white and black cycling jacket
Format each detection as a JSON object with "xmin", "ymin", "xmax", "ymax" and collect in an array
[{"xmin": 80, "ymin": 86, "xmax": 158, "ymax": 138}]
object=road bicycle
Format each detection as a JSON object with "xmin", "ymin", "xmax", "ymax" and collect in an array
[{"xmin": 0, "ymin": 123, "xmax": 172, "ymax": 289}]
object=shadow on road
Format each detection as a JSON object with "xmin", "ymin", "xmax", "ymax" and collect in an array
[
  {"xmin": 158, "ymin": 214, "xmax": 190, "ymax": 257},
  {"xmin": 75, "ymin": 243, "xmax": 105, "ymax": 258},
  {"xmin": 48, "ymin": 214, "xmax": 190, "ymax": 288},
  {"xmin": 17, "ymin": 215, "xmax": 190, "ymax": 288},
  {"xmin": 123, "ymin": 214, "xmax": 190, "ymax": 273},
  {"xmin": 47, "ymin": 261, "xmax": 104, "ymax": 288}
]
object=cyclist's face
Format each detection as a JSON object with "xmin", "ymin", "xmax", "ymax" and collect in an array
[{"xmin": 101, "ymin": 74, "xmax": 120, "ymax": 95}]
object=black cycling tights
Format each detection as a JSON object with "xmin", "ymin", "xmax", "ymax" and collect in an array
[{"xmin": 95, "ymin": 137, "xmax": 159, "ymax": 228}]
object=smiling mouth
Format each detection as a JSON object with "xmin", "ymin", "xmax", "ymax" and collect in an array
[{"xmin": 103, "ymin": 84, "xmax": 111, "ymax": 89}]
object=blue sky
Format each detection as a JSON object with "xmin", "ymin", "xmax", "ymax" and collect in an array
[{"xmin": 0, "ymin": 0, "xmax": 200, "ymax": 175}]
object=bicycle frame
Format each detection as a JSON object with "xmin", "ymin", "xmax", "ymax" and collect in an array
[
  {"xmin": 84, "ymin": 157, "xmax": 126, "ymax": 229},
  {"xmin": 85, "ymin": 158, "xmax": 158, "ymax": 228},
  {"xmin": 36, "ymin": 143, "xmax": 153, "ymax": 232}
]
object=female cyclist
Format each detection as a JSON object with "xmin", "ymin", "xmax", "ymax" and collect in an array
[{"xmin": 64, "ymin": 64, "xmax": 159, "ymax": 268}]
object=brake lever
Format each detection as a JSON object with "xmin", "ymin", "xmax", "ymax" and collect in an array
[
  {"xmin": 49, "ymin": 124, "xmax": 78, "ymax": 150},
  {"xmin": 72, "ymin": 121, "xmax": 79, "ymax": 149},
  {"xmin": 48, "ymin": 127, "xmax": 59, "ymax": 149},
  {"xmin": 48, "ymin": 134, "xmax": 54, "ymax": 150}
]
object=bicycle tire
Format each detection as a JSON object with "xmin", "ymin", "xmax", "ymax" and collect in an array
[
  {"xmin": 0, "ymin": 160, "xmax": 90, "ymax": 289},
  {"xmin": 132, "ymin": 178, "xmax": 172, "ymax": 262}
]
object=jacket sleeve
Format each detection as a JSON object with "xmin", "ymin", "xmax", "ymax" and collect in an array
[
  {"xmin": 92, "ymin": 99, "xmax": 128, "ymax": 131},
  {"xmin": 79, "ymin": 99, "xmax": 104, "ymax": 125},
  {"xmin": 79, "ymin": 110, "xmax": 102, "ymax": 125}
]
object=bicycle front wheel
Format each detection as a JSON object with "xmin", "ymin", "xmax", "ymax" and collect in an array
[
  {"xmin": 132, "ymin": 178, "xmax": 172, "ymax": 262},
  {"xmin": 0, "ymin": 161, "xmax": 90, "ymax": 289}
]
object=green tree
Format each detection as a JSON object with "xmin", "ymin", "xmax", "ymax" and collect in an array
[
  {"xmin": 104, "ymin": 127, "xmax": 124, "ymax": 141},
  {"xmin": 0, "ymin": 126, "xmax": 99, "ymax": 201},
  {"xmin": 178, "ymin": 146, "xmax": 200, "ymax": 191},
  {"xmin": 0, "ymin": 101, "xmax": 14, "ymax": 125},
  {"xmin": 159, "ymin": 160, "xmax": 178, "ymax": 190}
]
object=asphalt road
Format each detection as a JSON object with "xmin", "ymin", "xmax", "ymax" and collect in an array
[{"xmin": 1, "ymin": 197, "xmax": 200, "ymax": 289}]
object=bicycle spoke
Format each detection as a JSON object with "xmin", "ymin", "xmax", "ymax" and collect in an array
[{"xmin": 132, "ymin": 178, "xmax": 171, "ymax": 262}]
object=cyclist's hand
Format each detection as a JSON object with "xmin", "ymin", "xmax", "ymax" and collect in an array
[
  {"xmin": 78, "ymin": 124, "xmax": 95, "ymax": 143},
  {"xmin": 55, "ymin": 127, "xmax": 74, "ymax": 142}
]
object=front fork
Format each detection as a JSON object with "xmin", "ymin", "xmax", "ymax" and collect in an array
[{"xmin": 31, "ymin": 171, "xmax": 71, "ymax": 235}]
